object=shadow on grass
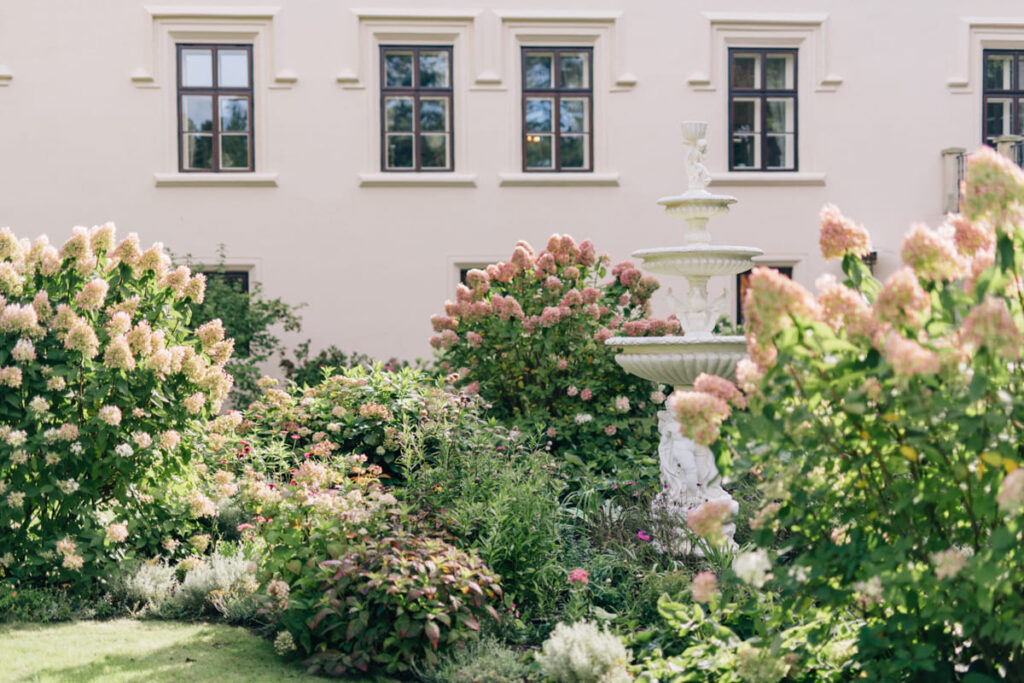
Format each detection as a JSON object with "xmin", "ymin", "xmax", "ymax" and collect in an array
[{"xmin": 3, "ymin": 620, "xmax": 315, "ymax": 682}]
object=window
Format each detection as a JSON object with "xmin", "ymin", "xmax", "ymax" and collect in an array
[
  {"xmin": 177, "ymin": 44, "xmax": 253, "ymax": 172},
  {"xmin": 380, "ymin": 46, "xmax": 453, "ymax": 171},
  {"xmin": 728, "ymin": 48, "xmax": 797, "ymax": 171},
  {"xmin": 983, "ymin": 50, "xmax": 1024, "ymax": 145},
  {"xmin": 521, "ymin": 47, "xmax": 593, "ymax": 172}
]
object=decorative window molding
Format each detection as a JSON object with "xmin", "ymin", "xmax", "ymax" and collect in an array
[
  {"xmin": 709, "ymin": 171, "xmax": 825, "ymax": 186},
  {"xmin": 0, "ymin": 64, "xmax": 12, "ymax": 87},
  {"xmin": 342, "ymin": 10, "xmax": 478, "ymax": 184},
  {"xmin": 687, "ymin": 12, "xmax": 841, "ymax": 93},
  {"xmin": 492, "ymin": 12, "xmax": 632, "ymax": 182},
  {"xmin": 449, "ymin": 257, "xmax": 502, "ymax": 294},
  {"xmin": 134, "ymin": 6, "xmax": 289, "ymax": 186},
  {"xmin": 947, "ymin": 17, "xmax": 1024, "ymax": 93}
]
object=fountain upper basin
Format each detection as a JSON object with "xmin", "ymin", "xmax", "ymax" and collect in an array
[
  {"xmin": 632, "ymin": 245, "xmax": 763, "ymax": 278},
  {"xmin": 606, "ymin": 335, "xmax": 747, "ymax": 389}
]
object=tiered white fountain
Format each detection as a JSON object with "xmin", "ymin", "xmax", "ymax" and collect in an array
[{"xmin": 607, "ymin": 121, "xmax": 762, "ymax": 553}]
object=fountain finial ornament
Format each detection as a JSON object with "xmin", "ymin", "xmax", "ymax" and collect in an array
[
  {"xmin": 682, "ymin": 121, "xmax": 712, "ymax": 194},
  {"xmin": 606, "ymin": 121, "xmax": 765, "ymax": 554}
]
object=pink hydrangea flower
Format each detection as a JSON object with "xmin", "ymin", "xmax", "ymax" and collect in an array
[
  {"xmin": 614, "ymin": 396, "xmax": 630, "ymax": 412},
  {"xmin": 690, "ymin": 571, "xmax": 719, "ymax": 603},
  {"xmin": 819, "ymin": 204, "xmax": 871, "ymax": 260},
  {"xmin": 668, "ymin": 390, "xmax": 731, "ymax": 445},
  {"xmin": 604, "ymin": 425, "xmax": 617, "ymax": 436},
  {"xmin": 883, "ymin": 333, "xmax": 940, "ymax": 377},
  {"xmin": 686, "ymin": 499, "xmax": 734, "ymax": 541},
  {"xmin": 567, "ymin": 568, "xmax": 589, "ymax": 584},
  {"xmin": 997, "ymin": 469, "xmax": 1024, "ymax": 513},
  {"xmin": 874, "ymin": 267, "xmax": 930, "ymax": 330},
  {"xmin": 98, "ymin": 405, "xmax": 122, "ymax": 426},
  {"xmin": 962, "ymin": 145, "xmax": 1024, "ymax": 229},
  {"xmin": 948, "ymin": 213, "xmax": 995, "ymax": 257},
  {"xmin": 106, "ymin": 523, "xmax": 129, "ymax": 543},
  {"xmin": 958, "ymin": 297, "xmax": 1023, "ymax": 359},
  {"xmin": 743, "ymin": 267, "xmax": 820, "ymax": 344},
  {"xmin": 580, "ymin": 388, "xmax": 593, "ymax": 401},
  {"xmin": 546, "ymin": 427, "xmax": 557, "ymax": 438},
  {"xmin": 693, "ymin": 373, "xmax": 746, "ymax": 410},
  {"xmin": 931, "ymin": 548, "xmax": 967, "ymax": 581},
  {"xmin": 567, "ymin": 386, "xmax": 579, "ymax": 397},
  {"xmin": 75, "ymin": 278, "xmax": 109, "ymax": 311},
  {"xmin": 901, "ymin": 223, "xmax": 966, "ymax": 281},
  {"xmin": 815, "ymin": 274, "xmax": 879, "ymax": 339}
]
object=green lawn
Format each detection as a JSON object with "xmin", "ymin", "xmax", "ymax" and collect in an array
[{"xmin": 0, "ymin": 620, "xmax": 314, "ymax": 682}]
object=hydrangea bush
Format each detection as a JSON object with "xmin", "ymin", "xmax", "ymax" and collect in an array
[
  {"xmin": 430, "ymin": 234, "xmax": 677, "ymax": 482},
  {"xmin": 0, "ymin": 224, "xmax": 230, "ymax": 588},
  {"xmin": 673, "ymin": 147, "xmax": 1024, "ymax": 678}
]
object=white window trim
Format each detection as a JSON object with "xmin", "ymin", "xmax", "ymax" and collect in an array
[
  {"xmin": 341, "ymin": 10, "xmax": 479, "ymax": 183},
  {"xmin": 688, "ymin": 12, "xmax": 838, "ymax": 183},
  {"xmin": 185, "ymin": 255, "xmax": 263, "ymax": 290},
  {"xmin": 134, "ymin": 6, "xmax": 293, "ymax": 186},
  {"xmin": 494, "ymin": 12, "xmax": 634, "ymax": 185},
  {"xmin": 947, "ymin": 17, "xmax": 1024, "ymax": 94},
  {"xmin": 0, "ymin": 64, "xmax": 12, "ymax": 87}
]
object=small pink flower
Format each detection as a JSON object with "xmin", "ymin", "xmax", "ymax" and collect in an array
[
  {"xmin": 580, "ymin": 388, "xmax": 592, "ymax": 401},
  {"xmin": 819, "ymin": 204, "xmax": 871, "ymax": 260},
  {"xmin": 546, "ymin": 427, "xmax": 557, "ymax": 438},
  {"xmin": 567, "ymin": 386, "xmax": 579, "ymax": 397},
  {"xmin": 636, "ymin": 530, "xmax": 651, "ymax": 541},
  {"xmin": 604, "ymin": 425, "xmax": 617, "ymax": 436},
  {"xmin": 568, "ymin": 568, "xmax": 589, "ymax": 584},
  {"xmin": 690, "ymin": 571, "xmax": 719, "ymax": 603}
]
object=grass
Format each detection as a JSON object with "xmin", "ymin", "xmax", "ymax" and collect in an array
[{"xmin": 0, "ymin": 619, "xmax": 315, "ymax": 682}]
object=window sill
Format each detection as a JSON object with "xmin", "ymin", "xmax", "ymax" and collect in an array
[
  {"xmin": 498, "ymin": 172, "xmax": 620, "ymax": 187},
  {"xmin": 709, "ymin": 172, "xmax": 825, "ymax": 187},
  {"xmin": 358, "ymin": 172, "xmax": 478, "ymax": 187},
  {"xmin": 154, "ymin": 172, "xmax": 279, "ymax": 187}
]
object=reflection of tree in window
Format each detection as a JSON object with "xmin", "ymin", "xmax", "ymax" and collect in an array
[
  {"xmin": 982, "ymin": 50, "xmax": 1024, "ymax": 146},
  {"xmin": 522, "ymin": 47, "xmax": 593, "ymax": 172},
  {"xmin": 380, "ymin": 46, "xmax": 453, "ymax": 171},
  {"xmin": 728, "ymin": 48, "xmax": 797, "ymax": 171}
]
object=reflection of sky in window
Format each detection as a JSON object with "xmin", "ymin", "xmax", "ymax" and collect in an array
[
  {"xmin": 525, "ymin": 59, "xmax": 552, "ymax": 88},
  {"xmin": 560, "ymin": 101, "xmax": 585, "ymax": 132},
  {"xmin": 560, "ymin": 57, "xmax": 585, "ymax": 88},
  {"xmin": 419, "ymin": 53, "xmax": 448, "ymax": 87},
  {"xmin": 218, "ymin": 51, "xmax": 249, "ymax": 87},
  {"xmin": 385, "ymin": 54, "xmax": 413, "ymax": 87},
  {"xmin": 525, "ymin": 99, "xmax": 552, "ymax": 131},
  {"xmin": 419, "ymin": 100, "xmax": 446, "ymax": 131},
  {"xmin": 183, "ymin": 97, "xmax": 212, "ymax": 131},
  {"xmin": 182, "ymin": 50, "xmax": 212, "ymax": 87}
]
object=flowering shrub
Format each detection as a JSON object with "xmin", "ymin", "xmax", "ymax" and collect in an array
[
  {"xmin": 242, "ymin": 366, "xmax": 453, "ymax": 479},
  {"xmin": 0, "ymin": 224, "xmax": 229, "ymax": 589},
  {"xmin": 430, "ymin": 234, "xmax": 678, "ymax": 482},
  {"xmin": 537, "ymin": 620, "xmax": 632, "ymax": 683},
  {"xmin": 251, "ymin": 453, "xmax": 502, "ymax": 676},
  {"xmin": 711, "ymin": 147, "xmax": 1024, "ymax": 678}
]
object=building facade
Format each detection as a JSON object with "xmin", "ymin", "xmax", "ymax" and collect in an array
[{"xmin": 0, "ymin": 1, "xmax": 1018, "ymax": 361}]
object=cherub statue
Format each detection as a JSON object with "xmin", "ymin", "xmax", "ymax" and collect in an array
[{"xmin": 685, "ymin": 136, "xmax": 711, "ymax": 192}]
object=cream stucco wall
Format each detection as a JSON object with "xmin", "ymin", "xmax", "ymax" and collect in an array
[{"xmin": 0, "ymin": 1, "xmax": 1017, "ymax": 362}]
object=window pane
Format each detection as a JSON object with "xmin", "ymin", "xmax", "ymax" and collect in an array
[
  {"xmin": 384, "ymin": 52, "xmax": 414, "ymax": 87},
  {"xmin": 732, "ymin": 134, "xmax": 758, "ymax": 169},
  {"xmin": 182, "ymin": 95, "xmax": 213, "ymax": 132},
  {"xmin": 765, "ymin": 54, "xmax": 794, "ymax": 89},
  {"xmin": 421, "ymin": 134, "xmax": 449, "ymax": 168},
  {"xmin": 524, "ymin": 53, "xmax": 554, "ymax": 88},
  {"xmin": 181, "ymin": 49, "xmax": 213, "ymax": 87},
  {"xmin": 419, "ymin": 51, "xmax": 449, "ymax": 88},
  {"xmin": 385, "ymin": 97, "xmax": 414, "ymax": 132},
  {"xmin": 525, "ymin": 134, "xmax": 553, "ymax": 168},
  {"xmin": 986, "ymin": 98, "xmax": 1012, "ymax": 140},
  {"xmin": 986, "ymin": 54, "xmax": 1013, "ymax": 90},
  {"xmin": 1019, "ymin": 57, "xmax": 1024, "ymax": 90},
  {"xmin": 765, "ymin": 98, "xmax": 794, "ymax": 133},
  {"xmin": 560, "ymin": 52, "xmax": 589, "ymax": 88},
  {"xmin": 560, "ymin": 98, "xmax": 588, "ymax": 133},
  {"xmin": 419, "ymin": 98, "xmax": 449, "ymax": 132},
  {"xmin": 184, "ymin": 134, "xmax": 213, "ymax": 169},
  {"xmin": 766, "ymin": 133, "xmax": 794, "ymax": 170},
  {"xmin": 219, "ymin": 97, "xmax": 249, "ymax": 132},
  {"xmin": 732, "ymin": 98, "xmax": 759, "ymax": 133},
  {"xmin": 220, "ymin": 134, "xmax": 249, "ymax": 169},
  {"xmin": 387, "ymin": 134, "xmax": 414, "ymax": 168},
  {"xmin": 560, "ymin": 134, "xmax": 587, "ymax": 168},
  {"xmin": 218, "ymin": 49, "xmax": 249, "ymax": 87},
  {"xmin": 525, "ymin": 98, "xmax": 553, "ymax": 132},
  {"xmin": 731, "ymin": 53, "xmax": 759, "ymax": 89}
]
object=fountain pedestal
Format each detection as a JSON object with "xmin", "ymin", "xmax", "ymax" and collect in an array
[{"xmin": 607, "ymin": 121, "xmax": 759, "ymax": 554}]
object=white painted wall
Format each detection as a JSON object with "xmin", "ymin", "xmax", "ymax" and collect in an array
[{"xmin": 0, "ymin": 1, "xmax": 1015, "ymax": 362}]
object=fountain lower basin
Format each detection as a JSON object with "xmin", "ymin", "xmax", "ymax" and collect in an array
[{"xmin": 607, "ymin": 335, "xmax": 746, "ymax": 388}]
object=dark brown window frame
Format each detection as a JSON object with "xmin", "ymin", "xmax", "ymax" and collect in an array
[
  {"xmin": 176, "ymin": 43, "xmax": 254, "ymax": 173},
  {"xmin": 521, "ymin": 47, "xmax": 594, "ymax": 172},
  {"xmin": 728, "ymin": 47, "xmax": 798, "ymax": 172},
  {"xmin": 982, "ymin": 49, "xmax": 1024, "ymax": 146},
  {"xmin": 379, "ymin": 45, "xmax": 454, "ymax": 172}
]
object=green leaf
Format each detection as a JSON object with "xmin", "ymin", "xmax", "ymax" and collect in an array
[{"xmin": 424, "ymin": 621, "xmax": 440, "ymax": 650}]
